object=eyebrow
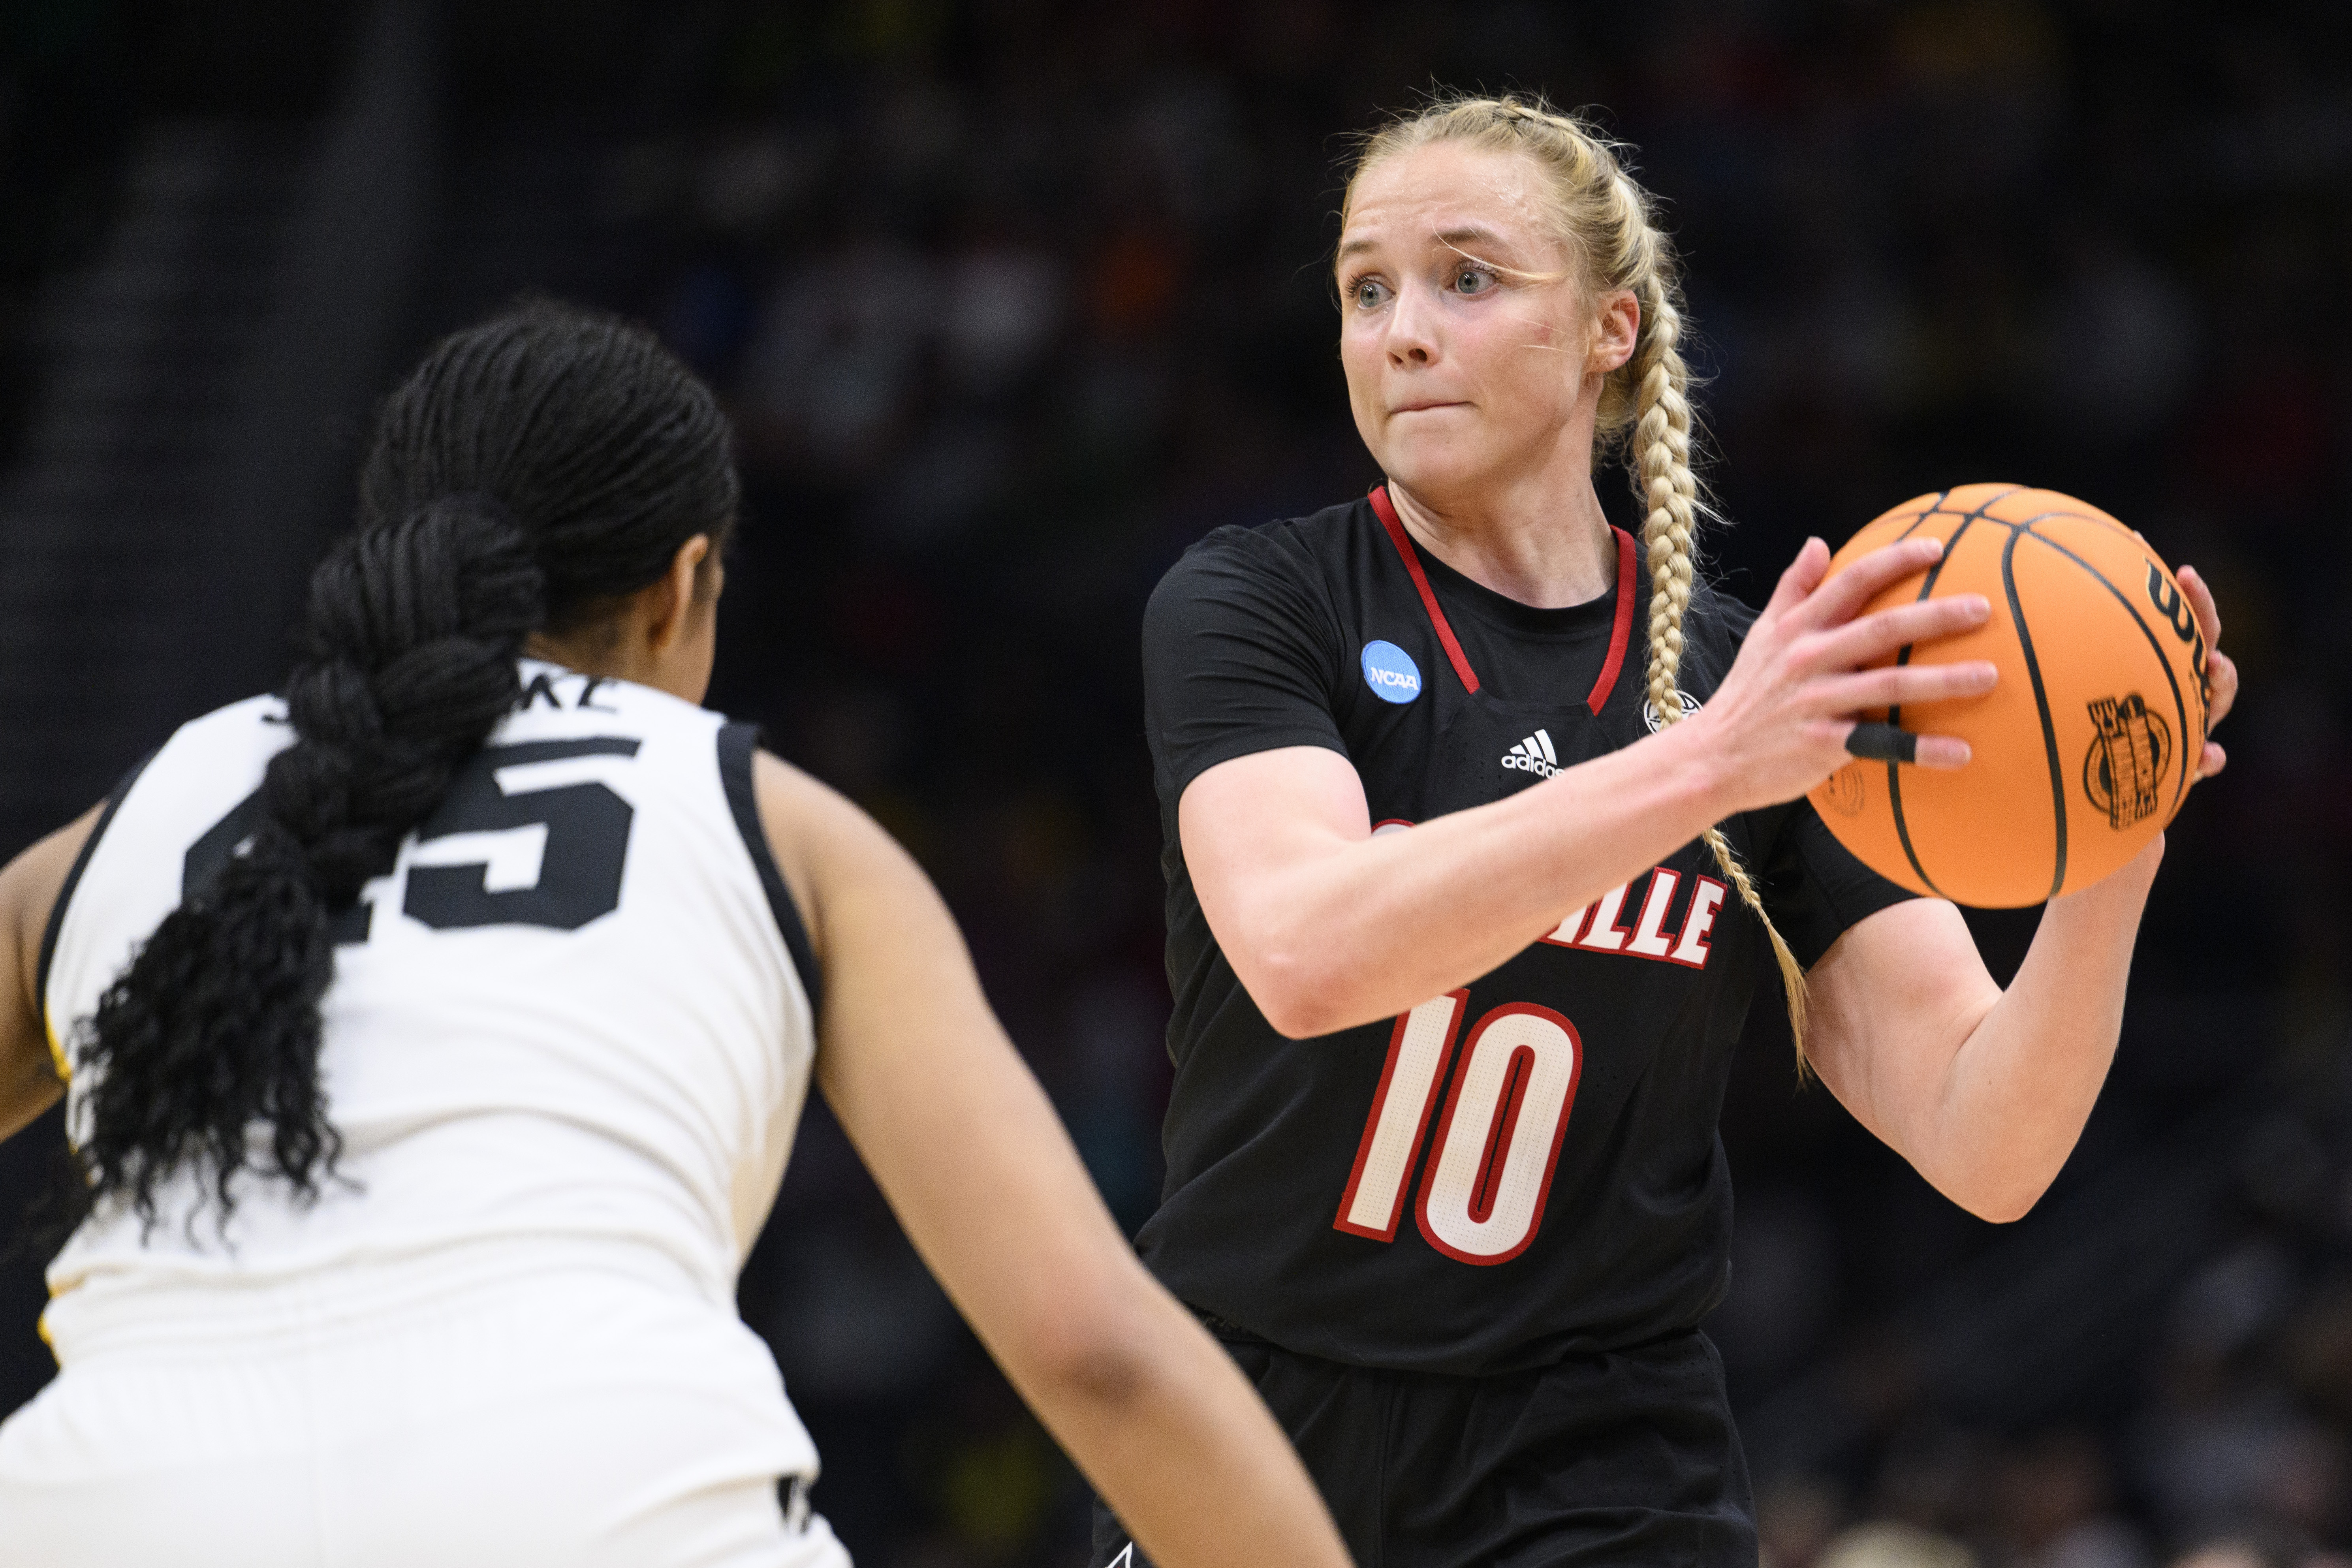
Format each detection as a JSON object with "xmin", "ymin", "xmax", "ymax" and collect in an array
[
  {"xmin": 1434, "ymin": 225, "xmax": 1510, "ymax": 254},
  {"xmin": 1337, "ymin": 224, "xmax": 1515, "ymax": 264}
]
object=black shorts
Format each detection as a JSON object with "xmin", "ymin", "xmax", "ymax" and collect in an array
[{"xmin": 1087, "ymin": 1324, "xmax": 1754, "ymax": 1568}]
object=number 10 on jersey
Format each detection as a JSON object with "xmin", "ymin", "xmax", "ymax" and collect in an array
[{"xmin": 1333, "ymin": 992, "xmax": 1583, "ymax": 1265}]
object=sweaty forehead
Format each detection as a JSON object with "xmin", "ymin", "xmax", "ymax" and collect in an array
[{"xmin": 1340, "ymin": 142, "xmax": 1558, "ymax": 260}]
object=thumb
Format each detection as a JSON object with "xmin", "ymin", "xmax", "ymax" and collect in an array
[{"xmin": 1766, "ymin": 537, "xmax": 1831, "ymax": 619}]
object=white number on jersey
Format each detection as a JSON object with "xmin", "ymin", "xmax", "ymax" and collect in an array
[
  {"xmin": 186, "ymin": 738, "xmax": 643, "ymax": 940},
  {"xmin": 1334, "ymin": 994, "xmax": 1585, "ymax": 1265}
]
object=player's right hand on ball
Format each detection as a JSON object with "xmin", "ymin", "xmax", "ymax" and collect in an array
[{"xmin": 1686, "ymin": 535, "xmax": 1999, "ymax": 814}]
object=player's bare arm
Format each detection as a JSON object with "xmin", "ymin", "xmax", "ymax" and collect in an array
[
  {"xmin": 1801, "ymin": 859, "xmax": 2150, "ymax": 1222},
  {"xmin": 752, "ymin": 753, "xmax": 1353, "ymax": 1568},
  {"xmin": 1188, "ymin": 525, "xmax": 2234, "ymax": 1217},
  {"xmin": 1801, "ymin": 560, "xmax": 2238, "ymax": 1222},
  {"xmin": 0, "ymin": 808, "xmax": 96, "ymax": 1145},
  {"xmin": 1181, "ymin": 532, "xmax": 1995, "ymax": 1039}
]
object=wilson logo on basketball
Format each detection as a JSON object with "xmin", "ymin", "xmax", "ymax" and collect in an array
[
  {"xmin": 2083, "ymin": 694, "xmax": 2171, "ymax": 831},
  {"xmin": 1808, "ymin": 484, "xmax": 2202, "ymax": 905},
  {"xmin": 2145, "ymin": 564, "xmax": 2211, "ymax": 692}
]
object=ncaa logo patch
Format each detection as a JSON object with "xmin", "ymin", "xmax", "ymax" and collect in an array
[{"xmin": 1360, "ymin": 640, "xmax": 1423, "ymax": 704}]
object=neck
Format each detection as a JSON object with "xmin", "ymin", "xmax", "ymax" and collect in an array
[
  {"xmin": 525, "ymin": 630, "xmax": 634, "ymax": 684},
  {"xmin": 1384, "ymin": 468, "xmax": 1617, "ymax": 610}
]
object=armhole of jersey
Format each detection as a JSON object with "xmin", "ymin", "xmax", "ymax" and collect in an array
[
  {"xmin": 35, "ymin": 748, "xmax": 159, "ymax": 1038},
  {"xmin": 716, "ymin": 722, "xmax": 823, "ymax": 1017}
]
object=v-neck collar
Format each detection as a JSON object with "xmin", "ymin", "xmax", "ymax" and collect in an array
[{"xmin": 1368, "ymin": 484, "xmax": 1637, "ymax": 715}]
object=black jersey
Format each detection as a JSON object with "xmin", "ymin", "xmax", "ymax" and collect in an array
[{"xmin": 1137, "ymin": 489, "xmax": 1915, "ymax": 1378}]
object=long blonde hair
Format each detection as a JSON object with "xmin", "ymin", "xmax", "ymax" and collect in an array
[{"xmin": 1342, "ymin": 92, "xmax": 1811, "ymax": 1059}]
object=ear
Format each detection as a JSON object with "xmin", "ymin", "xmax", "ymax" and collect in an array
[
  {"xmin": 1588, "ymin": 288, "xmax": 1639, "ymax": 376},
  {"xmin": 642, "ymin": 534, "xmax": 714, "ymax": 658}
]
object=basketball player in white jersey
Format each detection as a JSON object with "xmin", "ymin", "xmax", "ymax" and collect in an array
[{"xmin": 0, "ymin": 303, "xmax": 1352, "ymax": 1568}]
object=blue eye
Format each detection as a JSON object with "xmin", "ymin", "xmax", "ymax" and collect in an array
[
  {"xmin": 1454, "ymin": 267, "xmax": 1496, "ymax": 296},
  {"xmin": 1352, "ymin": 278, "xmax": 1389, "ymax": 308}
]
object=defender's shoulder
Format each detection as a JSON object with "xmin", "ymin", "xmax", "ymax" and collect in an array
[
  {"xmin": 141, "ymin": 692, "xmax": 295, "ymax": 777},
  {"xmin": 184, "ymin": 691, "xmax": 292, "ymax": 735}
]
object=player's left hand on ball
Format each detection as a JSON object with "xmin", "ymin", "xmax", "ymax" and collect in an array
[{"xmin": 2175, "ymin": 564, "xmax": 2236, "ymax": 780}]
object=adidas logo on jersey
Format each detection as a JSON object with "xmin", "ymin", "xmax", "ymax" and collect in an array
[{"xmin": 1500, "ymin": 728, "xmax": 1562, "ymax": 778}]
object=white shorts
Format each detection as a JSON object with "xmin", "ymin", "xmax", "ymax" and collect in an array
[{"xmin": 0, "ymin": 1241, "xmax": 850, "ymax": 1568}]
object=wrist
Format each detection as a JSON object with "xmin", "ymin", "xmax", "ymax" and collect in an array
[
  {"xmin": 1648, "ymin": 710, "xmax": 1744, "ymax": 824},
  {"xmin": 2049, "ymin": 832, "xmax": 2164, "ymax": 911}
]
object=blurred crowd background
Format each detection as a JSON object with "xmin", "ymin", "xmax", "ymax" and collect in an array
[{"xmin": 2, "ymin": 2, "xmax": 2348, "ymax": 1565}]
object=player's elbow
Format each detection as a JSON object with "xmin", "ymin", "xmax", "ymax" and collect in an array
[
  {"xmin": 1206, "ymin": 879, "xmax": 1363, "ymax": 1038},
  {"xmin": 1007, "ymin": 1278, "xmax": 1156, "ymax": 1417},
  {"xmin": 1918, "ymin": 1114, "xmax": 2075, "ymax": 1222},
  {"xmin": 1036, "ymin": 1323, "xmax": 1154, "ymax": 1415},
  {"xmin": 1938, "ymin": 1162, "xmax": 2053, "ymax": 1225},
  {"xmin": 1961, "ymin": 1184, "xmax": 2046, "ymax": 1226},
  {"xmin": 1256, "ymin": 989, "xmax": 1333, "ymax": 1041},
  {"xmin": 1960, "ymin": 1193, "xmax": 2038, "ymax": 1225},
  {"xmin": 1237, "ymin": 947, "xmax": 1348, "ymax": 1040}
]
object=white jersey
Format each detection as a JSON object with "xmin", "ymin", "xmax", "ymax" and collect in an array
[{"xmin": 37, "ymin": 660, "xmax": 820, "ymax": 1333}]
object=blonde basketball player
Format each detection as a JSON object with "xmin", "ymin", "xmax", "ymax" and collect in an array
[
  {"xmin": 0, "ymin": 303, "xmax": 1351, "ymax": 1568},
  {"xmin": 1089, "ymin": 95, "xmax": 2239, "ymax": 1567}
]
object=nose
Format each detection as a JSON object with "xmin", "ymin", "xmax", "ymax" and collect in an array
[{"xmin": 1385, "ymin": 278, "xmax": 1439, "ymax": 367}]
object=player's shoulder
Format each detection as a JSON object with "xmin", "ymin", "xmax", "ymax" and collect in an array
[
  {"xmin": 140, "ymin": 692, "xmax": 295, "ymax": 782},
  {"xmin": 175, "ymin": 691, "xmax": 291, "ymax": 737},
  {"xmin": 143, "ymin": 669, "xmax": 735, "ymax": 794},
  {"xmin": 1147, "ymin": 496, "xmax": 1373, "ymax": 630},
  {"xmin": 1160, "ymin": 496, "xmax": 1371, "ymax": 587},
  {"xmin": 1243, "ymin": 494, "xmax": 1379, "ymax": 563}
]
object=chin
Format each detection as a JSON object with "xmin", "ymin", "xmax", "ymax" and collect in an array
[{"xmin": 1377, "ymin": 437, "xmax": 1502, "ymax": 504}]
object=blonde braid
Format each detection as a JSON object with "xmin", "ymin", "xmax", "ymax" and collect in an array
[
  {"xmin": 1625, "ymin": 252, "xmax": 1810, "ymax": 1063},
  {"xmin": 1343, "ymin": 90, "xmax": 1812, "ymax": 1063}
]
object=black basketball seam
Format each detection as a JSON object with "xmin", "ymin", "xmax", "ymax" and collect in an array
[
  {"xmin": 2001, "ymin": 527, "xmax": 2068, "ymax": 900},
  {"xmin": 1944, "ymin": 508, "xmax": 2121, "ymax": 537},
  {"xmin": 2015, "ymin": 523, "xmax": 2197, "ymax": 825},
  {"xmin": 2019, "ymin": 506, "xmax": 2139, "ymax": 546},
  {"xmin": 1884, "ymin": 487, "xmax": 2015, "ymax": 899},
  {"xmin": 1889, "ymin": 490, "xmax": 1950, "ymax": 542}
]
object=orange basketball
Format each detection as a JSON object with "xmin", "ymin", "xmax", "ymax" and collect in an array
[{"xmin": 1807, "ymin": 483, "xmax": 2211, "ymax": 907}]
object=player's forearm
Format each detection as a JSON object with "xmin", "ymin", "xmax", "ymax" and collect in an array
[
  {"xmin": 1228, "ymin": 721, "xmax": 1735, "ymax": 1036},
  {"xmin": 1915, "ymin": 842, "xmax": 2159, "ymax": 1220},
  {"xmin": 807, "ymin": 810, "xmax": 1350, "ymax": 1566},
  {"xmin": 1010, "ymin": 1280, "xmax": 1352, "ymax": 1568}
]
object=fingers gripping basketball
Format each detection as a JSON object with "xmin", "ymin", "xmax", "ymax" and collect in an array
[{"xmin": 1809, "ymin": 484, "xmax": 2211, "ymax": 908}]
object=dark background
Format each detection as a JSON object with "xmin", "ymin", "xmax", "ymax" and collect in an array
[{"xmin": 2, "ymin": 4, "xmax": 2347, "ymax": 1565}]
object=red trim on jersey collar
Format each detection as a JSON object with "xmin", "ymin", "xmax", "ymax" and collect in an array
[
  {"xmin": 1367, "ymin": 484, "xmax": 1638, "ymax": 715},
  {"xmin": 1584, "ymin": 524, "xmax": 1638, "ymax": 715},
  {"xmin": 1369, "ymin": 484, "xmax": 1478, "ymax": 695}
]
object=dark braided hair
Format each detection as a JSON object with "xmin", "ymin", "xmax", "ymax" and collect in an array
[{"xmin": 71, "ymin": 299, "xmax": 738, "ymax": 1231}]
